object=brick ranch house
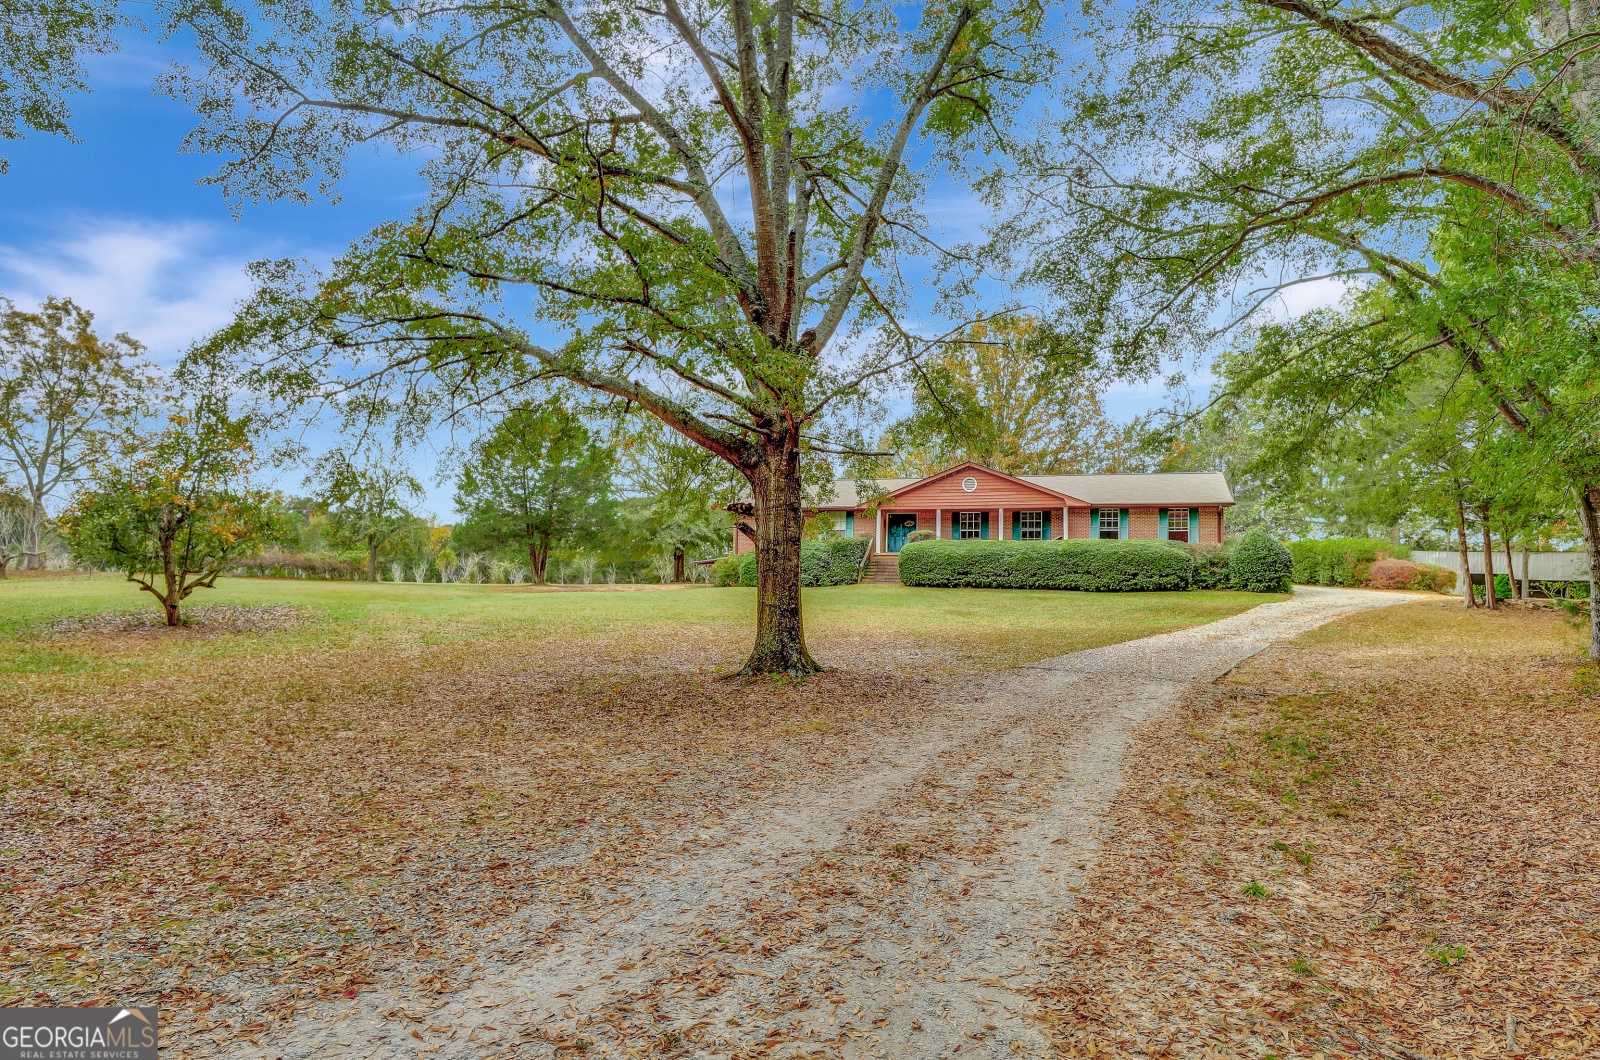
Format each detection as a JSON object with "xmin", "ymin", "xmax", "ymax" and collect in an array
[{"xmin": 731, "ymin": 461, "xmax": 1235, "ymax": 558}]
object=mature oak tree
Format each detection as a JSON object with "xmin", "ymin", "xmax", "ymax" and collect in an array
[
  {"xmin": 176, "ymin": 0, "xmax": 1047, "ymax": 674},
  {"xmin": 1013, "ymin": 0, "xmax": 1600, "ymax": 654},
  {"xmin": 882, "ymin": 316, "xmax": 1139, "ymax": 477}
]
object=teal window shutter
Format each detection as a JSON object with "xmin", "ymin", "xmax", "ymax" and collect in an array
[
  {"xmin": 1119, "ymin": 508, "xmax": 1129, "ymax": 540},
  {"xmin": 1043, "ymin": 511, "xmax": 1052, "ymax": 540},
  {"xmin": 1089, "ymin": 508, "xmax": 1099, "ymax": 538},
  {"xmin": 1158, "ymin": 508, "xmax": 1168, "ymax": 538},
  {"xmin": 845, "ymin": 512, "xmax": 854, "ymax": 535},
  {"xmin": 981, "ymin": 511, "xmax": 990, "ymax": 539},
  {"xmin": 1011, "ymin": 511, "xmax": 1019, "ymax": 540}
]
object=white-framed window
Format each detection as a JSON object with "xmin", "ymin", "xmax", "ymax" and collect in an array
[
  {"xmin": 958, "ymin": 511, "xmax": 984, "ymax": 539},
  {"xmin": 1167, "ymin": 508, "xmax": 1190, "ymax": 543},
  {"xmin": 1098, "ymin": 508, "xmax": 1121, "ymax": 539},
  {"xmin": 1019, "ymin": 511, "xmax": 1043, "ymax": 540}
]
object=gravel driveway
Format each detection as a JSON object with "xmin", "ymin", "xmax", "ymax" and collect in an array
[{"xmin": 242, "ymin": 586, "xmax": 1422, "ymax": 1059}]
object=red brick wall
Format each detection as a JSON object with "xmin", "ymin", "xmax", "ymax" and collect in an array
[
  {"xmin": 1068, "ymin": 508, "xmax": 1091, "ymax": 539},
  {"xmin": 1128, "ymin": 507, "xmax": 1158, "ymax": 539}
]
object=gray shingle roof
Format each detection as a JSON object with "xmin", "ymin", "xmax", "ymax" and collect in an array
[{"xmin": 810, "ymin": 471, "xmax": 1234, "ymax": 508}]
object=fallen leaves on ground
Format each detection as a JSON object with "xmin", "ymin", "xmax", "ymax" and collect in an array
[
  {"xmin": 1031, "ymin": 601, "xmax": 1600, "ymax": 1058},
  {"xmin": 45, "ymin": 604, "xmax": 310, "ymax": 636},
  {"xmin": 0, "ymin": 618, "xmax": 951, "ymax": 1053}
]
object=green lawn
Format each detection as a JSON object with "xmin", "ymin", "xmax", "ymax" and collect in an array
[{"xmin": 1, "ymin": 572, "xmax": 1279, "ymax": 677}]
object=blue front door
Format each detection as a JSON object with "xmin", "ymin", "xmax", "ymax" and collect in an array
[{"xmin": 887, "ymin": 514, "xmax": 916, "ymax": 552}]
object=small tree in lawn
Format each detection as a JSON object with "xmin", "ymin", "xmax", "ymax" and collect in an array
[
  {"xmin": 311, "ymin": 448, "xmax": 422, "ymax": 582},
  {"xmin": 60, "ymin": 395, "xmax": 284, "ymax": 625},
  {"xmin": 178, "ymin": 0, "xmax": 1048, "ymax": 674},
  {"xmin": 453, "ymin": 403, "xmax": 613, "ymax": 585}
]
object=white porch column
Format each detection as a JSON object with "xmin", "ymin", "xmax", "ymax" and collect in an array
[
  {"xmin": 1063, "ymin": 507, "xmax": 1069, "ymax": 538},
  {"xmin": 935, "ymin": 509, "xmax": 941, "ymax": 539},
  {"xmin": 998, "ymin": 507, "xmax": 1005, "ymax": 542},
  {"xmin": 876, "ymin": 508, "xmax": 884, "ymax": 554}
]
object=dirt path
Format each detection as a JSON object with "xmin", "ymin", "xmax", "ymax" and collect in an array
[{"xmin": 241, "ymin": 587, "xmax": 1421, "ymax": 1059}]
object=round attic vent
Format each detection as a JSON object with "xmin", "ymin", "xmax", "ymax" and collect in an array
[{"xmin": 961, "ymin": 476, "xmax": 977, "ymax": 492}]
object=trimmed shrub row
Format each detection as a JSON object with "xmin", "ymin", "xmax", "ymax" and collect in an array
[
  {"xmin": 1288, "ymin": 537, "xmax": 1409, "ymax": 586},
  {"xmin": 735, "ymin": 535, "xmax": 871, "ymax": 587},
  {"xmin": 896, "ymin": 538, "xmax": 1196, "ymax": 592}
]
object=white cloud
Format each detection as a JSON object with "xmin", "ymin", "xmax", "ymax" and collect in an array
[
  {"xmin": 1258, "ymin": 274, "xmax": 1356, "ymax": 322},
  {"xmin": 0, "ymin": 218, "xmax": 257, "ymax": 363}
]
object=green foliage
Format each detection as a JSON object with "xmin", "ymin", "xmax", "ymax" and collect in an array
[
  {"xmin": 0, "ymin": 0, "xmax": 121, "ymax": 169},
  {"xmin": 896, "ymin": 539, "xmax": 1194, "ymax": 592},
  {"xmin": 311, "ymin": 448, "xmax": 421, "ymax": 579},
  {"xmin": 738, "ymin": 537, "xmax": 869, "ymax": 588},
  {"xmin": 453, "ymin": 403, "xmax": 613, "ymax": 584},
  {"xmin": 709, "ymin": 555, "xmax": 742, "ymax": 588},
  {"xmin": 1494, "ymin": 573, "xmax": 1512, "ymax": 600},
  {"xmin": 880, "ymin": 317, "xmax": 1145, "ymax": 476},
  {"xmin": 0, "ymin": 296, "xmax": 154, "ymax": 568},
  {"xmin": 1240, "ymin": 881, "xmax": 1268, "ymax": 900},
  {"xmin": 1288, "ymin": 539, "xmax": 1408, "ymax": 587},
  {"xmin": 1229, "ymin": 529, "xmax": 1293, "ymax": 593},
  {"xmin": 1189, "ymin": 542, "xmax": 1231, "ymax": 590},
  {"xmin": 58, "ymin": 395, "xmax": 285, "ymax": 623},
  {"xmin": 905, "ymin": 528, "xmax": 936, "ymax": 544}
]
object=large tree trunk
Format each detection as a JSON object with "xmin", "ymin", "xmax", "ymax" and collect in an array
[
  {"xmin": 1456, "ymin": 495, "xmax": 1477, "ymax": 608},
  {"xmin": 368, "ymin": 536, "xmax": 379, "ymax": 582},
  {"xmin": 744, "ymin": 440, "xmax": 818, "ymax": 676},
  {"xmin": 1480, "ymin": 508, "xmax": 1497, "ymax": 610},
  {"xmin": 673, "ymin": 546, "xmax": 686, "ymax": 583},
  {"xmin": 1576, "ymin": 486, "xmax": 1600, "ymax": 660},
  {"xmin": 528, "ymin": 535, "xmax": 547, "ymax": 585},
  {"xmin": 1522, "ymin": 546, "xmax": 1531, "ymax": 600}
]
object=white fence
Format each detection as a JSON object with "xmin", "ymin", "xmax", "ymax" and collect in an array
[{"xmin": 1412, "ymin": 550, "xmax": 1589, "ymax": 581}]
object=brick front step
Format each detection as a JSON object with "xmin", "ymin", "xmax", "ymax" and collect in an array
[{"xmin": 864, "ymin": 553, "xmax": 900, "ymax": 584}]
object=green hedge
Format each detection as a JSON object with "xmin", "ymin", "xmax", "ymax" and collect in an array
[
  {"xmin": 736, "ymin": 535, "xmax": 871, "ymax": 587},
  {"xmin": 896, "ymin": 538, "xmax": 1194, "ymax": 591},
  {"xmin": 710, "ymin": 555, "xmax": 742, "ymax": 586},
  {"xmin": 1288, "ymin": 537, "xmax": 1409, "ymax": 586},
  {"xmin": 1229, "ymin": 528, "xmax": 1294, "ymax": 592},
  {"xmin": 1189, "ymin": 542, "xmax": 1231, "ymax": 590}
]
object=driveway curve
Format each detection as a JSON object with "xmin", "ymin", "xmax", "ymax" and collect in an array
[{"xmin": 242, "ymin": 586, "xmax": 1423, "ymax": 1059}]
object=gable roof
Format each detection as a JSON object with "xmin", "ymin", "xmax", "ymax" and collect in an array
[
  {"xmin": 811, "ymin": 470, "xmax": 1234, "ymax": 508},
  {"xmin": 886, "ymin": 460, "xmax": 1081, "ymax": 503}
]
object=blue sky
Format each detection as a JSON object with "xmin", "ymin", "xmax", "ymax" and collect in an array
[{"xmin": 0, "ymin": 27, "xmax": 1348, "ymax": 519}]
